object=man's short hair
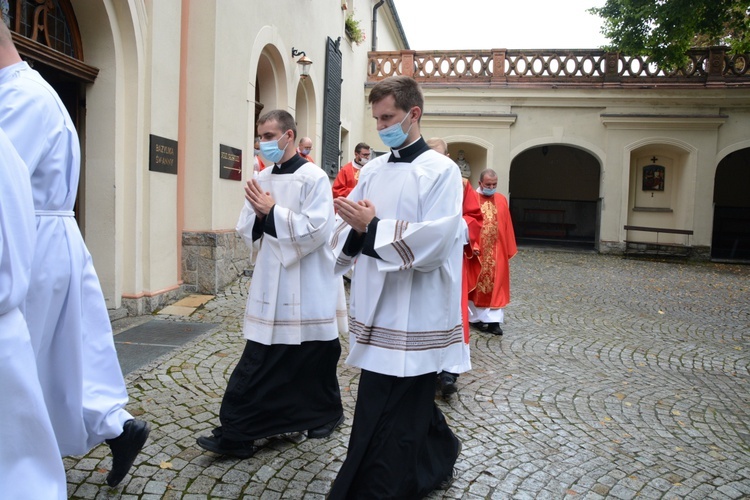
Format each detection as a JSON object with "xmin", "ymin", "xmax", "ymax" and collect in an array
[
  {"xmin": 354, "ymin": 142, "xmax": 370, "ymax": 153},
  {"xmin": 479, "ymin": 168, "xmax": 498, "ymax": 182},
  {"xmin": 426, "ymin": 137, "xmax": 448, "ymax": 155},
  {"xmin": 257, "ymin": 110, "xmax": 297, "ymax": 139},
  {"xmin": 368, "ymin": 75, "xmax": 424, "ymax": 116}
]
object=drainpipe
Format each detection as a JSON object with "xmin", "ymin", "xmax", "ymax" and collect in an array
[
  {"xmin": 177, "ymin": 0, "xmax": 190, "ymax": 282},
  {"xmin": 371, "ymin": 0, "xmax": 385, "ymax": 52}
]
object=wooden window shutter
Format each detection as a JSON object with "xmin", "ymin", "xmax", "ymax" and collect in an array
[{"xmin": 321, "ymin": 37, "xmax": 343, "ymax": 178}]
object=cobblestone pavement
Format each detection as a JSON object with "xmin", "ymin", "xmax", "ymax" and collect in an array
[{"xmin": 64, "ymin": 250, "xmax": 750, "ymax": 499}]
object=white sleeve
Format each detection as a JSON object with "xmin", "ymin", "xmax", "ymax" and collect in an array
[
  {"xmin": 372, "ymin": 166, "xmax": 463, "ymax": 273},
  {"xmin": 265, "ymin": 173, "xmax": 335, "ymax": 268}
]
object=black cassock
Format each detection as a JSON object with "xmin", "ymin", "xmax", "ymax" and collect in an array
[
  {"xmin": 215, "ymin": 338, "xmax": 343, "ymax": 441},
  {"xmin": 329, "ymin": 370, "xmax": 460, "ymax": 499}
]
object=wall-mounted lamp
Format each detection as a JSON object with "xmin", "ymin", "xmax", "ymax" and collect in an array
[{"xmin": 292, "ymin": 48, "xmax": 313, "ymax": 80}]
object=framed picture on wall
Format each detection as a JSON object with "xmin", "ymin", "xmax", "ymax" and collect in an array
[{"xmin": 643, "ymin": 165, "xmax": 665, "ymax": 191}]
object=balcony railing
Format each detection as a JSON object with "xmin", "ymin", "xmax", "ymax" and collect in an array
[{"xmin": 367, "ymin": 47, "xmax": 750, "ymax": 88}]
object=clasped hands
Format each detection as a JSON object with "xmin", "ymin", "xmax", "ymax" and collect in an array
[
  {"xmin": 334, "ymin": 197, "xmax": 376, "ymax": 234},
  {"xmin": 245, "ymin": 179, "xmax": 275, "ymax": 217}
]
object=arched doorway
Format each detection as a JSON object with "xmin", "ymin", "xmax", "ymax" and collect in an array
[
  {"xmin": 5, "ymin": 0, "xmax": 98, "ymax": 232},
  {"xmin": 509, "ymin": 145, "xmax": 600, "ymax": 248},
  {"xmin": 253, "ymin": 44, "xmax": 289, "ymax": 139},
  {"xmin": 712, "ymin": 147, "xmax": 750, "ymax": 261},
  {"xmin": 294, "ymin": 77, "xmax": 317, "ymax": 161}
]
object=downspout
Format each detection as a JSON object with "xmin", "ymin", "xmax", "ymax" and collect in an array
[
  {"xmin": 177, "ymin": 0, "xmax": 190, "ymax": 282},
  {"xmin": 371, "ymin": 0, "xmax": 385, "ymax": 52}
]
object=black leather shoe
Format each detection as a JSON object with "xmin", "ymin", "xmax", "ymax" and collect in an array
[
  {"xmin": 106, "ymin": 419, "xmax": 150, "ymax": 487},
  {"xmin": 471, "ymin": 321, "xmax": 488, "ymax": 331},
  {"xmin": 439, "ymin": 373, "xmax": 458, "ymax": 397},
  {"xmin": 486, "ymin": 322, "xmax": 503, "ymax": 335},
  {"xmin": 307, "ymin": 413, "xmax": 345, "ymax": 439},
  {"xmin": 196, "ymin": 435, "xmax": 258, "ymax": 458}
]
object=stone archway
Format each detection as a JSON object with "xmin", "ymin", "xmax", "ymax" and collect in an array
[
  {"xmin": 254, "ymin": 40, "xmax": 292, "ymax": 116},
  {"xmin": 294, "ymin": 77, "xmax": 317, "ymax": 161},
  {"xmin": 712, "ymin": 147, "xmax": 750, "ymax": 261},
  {"xmin": 256, "ymin": 48, "xmax": 280, "ymax": 115},
  {"xmin": 509, "ymin": 145, "xmax": 601, "ymax": 248},
  {"xmin": 251, "ymin": 42, "xmax": 291, "ymax": 153}
]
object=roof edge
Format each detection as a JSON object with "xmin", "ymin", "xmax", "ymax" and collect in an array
[{"xmin": 384, "ymin": 0, "xmax": 410, "ymax": 50}]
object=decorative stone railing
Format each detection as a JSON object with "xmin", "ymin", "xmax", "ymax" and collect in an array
[{"xmin": 367, "ymin": 48, "xmax": 750, "ymax": 87}]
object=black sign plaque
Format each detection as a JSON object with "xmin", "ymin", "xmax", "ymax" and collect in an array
[
  {"xmin": 219, "ymin": 144, "xmax": 242, "ymax": 181},
  {"xmin": 149, "ymin": 134, "xmax": 178, "ymax": 175}
]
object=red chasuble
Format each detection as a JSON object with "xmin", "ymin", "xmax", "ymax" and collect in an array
[
  {"xmin": 468, "ymin": 191, "xmax": 517, "ymax": 309},
  {"xmin": 331, "ymin": 161, "xmax": 360, "ymax": 199},
  {"xmin": 461, "ymin": 179, "xmax": 483, "ymax": 341}
]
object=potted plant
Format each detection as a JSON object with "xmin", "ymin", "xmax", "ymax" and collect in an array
[{"xmin": 345, "ymin": 14, "xmax": 365, "ymax": 45}]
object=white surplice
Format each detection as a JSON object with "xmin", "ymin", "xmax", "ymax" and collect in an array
[
  {"xmin": 0, "ymin": 62, "xmax": 131, "ymax": 455},
  {"xmin": 0, "ymin": 128, "xmax": 67, "ymax": 499},
  {"xmin": 236, "ymin": 161, "xmax": 339, "ymax": 344},
  {"xmin": 330, "ymin": 146, "xmax": 471, "ymax": 377}
]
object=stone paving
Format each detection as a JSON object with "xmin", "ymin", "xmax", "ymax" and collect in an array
[{"xmin": 64, "ymin": 249, "xmax": 750, "ymax": 499}]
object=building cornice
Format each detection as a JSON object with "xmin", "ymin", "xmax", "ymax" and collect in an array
[
  {"xmin": 422, "ymin": 112, "xmax": 518, "ymax": 128},
  {"xmin": 600, "ymin": 113, "xmax": 727, "ymax": 129}
]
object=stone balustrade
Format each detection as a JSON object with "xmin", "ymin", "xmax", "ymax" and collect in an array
[{"xmin": 367, "ymin": 47, "xmax": 750, "ymax": 87}]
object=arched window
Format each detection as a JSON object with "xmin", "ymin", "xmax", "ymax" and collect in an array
[
  {"xmin": 5, "ymin": 0, "xmax": 97, "ymax": 82},
  {"xmin": 8, "ymin": 0, "xmax": 80, "ymax": 58}
]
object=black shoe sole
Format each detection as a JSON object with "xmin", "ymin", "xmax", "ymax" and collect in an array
[
  {"xmin": 196, "ymin": 435, "xmax": 258, "ymax": 459},
  {"xmin": 486, "ymin": 323, "xmax": 503, "ymax": 335},
  {"xmin": 307, "ymin": 413, "xmax": 345, "ymax": 439}
]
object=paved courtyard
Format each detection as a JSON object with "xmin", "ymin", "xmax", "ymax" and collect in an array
[{"xmin": 64, "ymin": 250, "xmax": 750, "ymax": 499}]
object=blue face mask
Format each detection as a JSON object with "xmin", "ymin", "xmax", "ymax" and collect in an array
[
  {"xmin": 482, "ymin": 187, "xmax": 496, "ymax": 196},
  {"xmin": 259, "ymin": 133, "xmax": 290, "ymax": 164},
  {"xmin": 378, "ymin": 111, "xmax": 413, "ymax": 149}
]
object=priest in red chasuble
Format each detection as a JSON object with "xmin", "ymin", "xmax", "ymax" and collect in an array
[
  {"xmin": 468, "ymin": 169, "xmax": 517, "ymax": 336},
  {"xmin": 427, "ymin": 138, "xmax": 483, "ymax": 397},
  {"xmin": 332, "ymin": 142, "xmax": 371, "ymax": 200}
]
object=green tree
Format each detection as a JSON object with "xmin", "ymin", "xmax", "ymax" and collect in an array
[{"xmin": 590, "ymin": 0, "xmax": 750, "ymax": 69}]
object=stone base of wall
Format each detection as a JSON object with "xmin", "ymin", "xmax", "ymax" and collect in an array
[
  {"xmin": 689, "ymin": 245, "xmax": 711, "ymax": 261},
  {"xmin": 120, "ymin": 285, "xmax": 186, "ymax": 317},
  {"xmin": 111, "ymin": 230, "xmax": 250, "ymax": 320},
  {"xmin": 598, "ymin": 240, "xmax": 626, "ymax": 255},
  {"xmin": 598, "ymin": 240, "xmax": 710, "ymax": 261},
  {"xmin": 182, "ymin": 230, "xmax": 252, "ymax": 294}
]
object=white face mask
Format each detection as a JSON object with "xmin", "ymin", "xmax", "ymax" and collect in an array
[
  {"xmin": 260, "ymin": 133, "xmax": 290, "ymax": 164},
  {"xmin": 356, "ymin": 156, "xmax": 369, "ymax": 166},
  {"xmin": 378, "ymin": 111, "xmax": 413, "ymax": 149}
]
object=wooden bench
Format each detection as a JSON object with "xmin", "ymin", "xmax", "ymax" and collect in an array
[
  {"xmin": 522, "ymin": 208, "xmax": 575, "ymax": 238},
  {"xmin": 623, "ymin": 225, "xmax": 693, "ymax": 257}
]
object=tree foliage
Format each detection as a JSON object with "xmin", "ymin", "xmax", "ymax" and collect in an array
[{"xmin": 589, "ymin": 0, "xmax": 750, "ymax": 68}]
